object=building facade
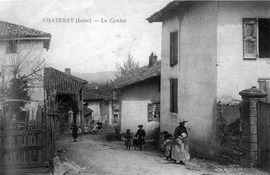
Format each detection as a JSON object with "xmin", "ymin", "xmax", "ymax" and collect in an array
[
  {"xmin": 147, "ymin": 1, "xmax": 270, "ymax": 157},
  {"xmin": 114, "ymin": 54, "xmax": 161, "ymax": 135}
]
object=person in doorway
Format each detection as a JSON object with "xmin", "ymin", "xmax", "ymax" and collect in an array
[
  {"xmin": 171, "ymin": 119, "xmax": 190, "ymax": 165},
  {"xmin": 135, "ymin": 125, "xmax": 146, "ymax": 151},
  {"xmin": 71, "ymin": 123, "xmax": 78, "ymax": 142}
]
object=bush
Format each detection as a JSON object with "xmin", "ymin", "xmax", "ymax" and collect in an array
[{"xmin": 148, "ymin": 126, "xmax": 160, "ymax": 146}]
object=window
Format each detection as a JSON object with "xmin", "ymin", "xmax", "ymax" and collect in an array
[
  {"xmin": 243, "ymin": 18, "xmax": 270, "ymax": 59},
  {"xmin": 170, "ymin": 31, "xmax": 178, "ymax": 66},
  {"xmin": 170, "ymin": 79, "xmax": 178, "ymax": 113},
  {"xmin": 114, "ymin": 113, "xmax": 119, "ymax": 123},
  {"xmin": 148, "ymin": 103, "xmax": 160, "ymax": 122},
  {"xmin": 6, "ymin": 40, "xmax": 17, "ymax": 54},
  {"xmin": 113, "ymin": 101, "xmax": 119, "ymax": 123}
]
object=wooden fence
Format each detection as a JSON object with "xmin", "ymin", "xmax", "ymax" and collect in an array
[{"xmin": 0, "ymin": 107, "xmax": 55, "ymax": 172}]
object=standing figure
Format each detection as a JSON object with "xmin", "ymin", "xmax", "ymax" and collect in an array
[
  {"xmin": 89, "ymin": 120, "xmax": 94, "ymax": 134},
  {"xmin": 71, "ymin": 123, "xmax": 78, "ymax": 142},
  {"xmin": 124, "ymin": 129, "xmax": 133, "ymax": 150},
  {"xmin": 171, "ymin": 119, "xmax": 190, "ymax": 165},
  {"xmin": 84, "ymin": 123, "xmax": 89, "ymax": 134},
  {"xmin": 135, "ymin": 125, "xmax": 146, "ymax": 151}
]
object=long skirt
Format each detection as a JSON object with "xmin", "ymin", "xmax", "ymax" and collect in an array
[
  {"xmin": 171, "ymin": 138, "xmax": 190, "ymax": 163},
  {"xmin": 164, "ymin": 142, "xmax": 173, "ymax": 157}
]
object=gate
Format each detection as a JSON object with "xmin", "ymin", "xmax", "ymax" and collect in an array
[
  {"xmin": 257, "ymin": 101, "xmax": 270, "ymax": 167},
  {"xmin": 0, "ymin": 105, "xmax": 55, "ymax": 173}
]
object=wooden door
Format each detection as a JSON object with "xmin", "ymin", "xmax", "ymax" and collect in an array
[{"xmin": 257, "ymin": 101, "xmax": 270, "ymax": 167}]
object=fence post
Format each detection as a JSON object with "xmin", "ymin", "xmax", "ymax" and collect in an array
[{"xmin": 239, "ymin": 86, "xmax": 267, "ymax": 167}]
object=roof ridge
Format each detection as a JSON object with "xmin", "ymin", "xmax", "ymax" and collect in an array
[
  {"xmin": 45, "ymin": 67, "xmax": 88, "ymax": 84},
  {"xmin": 114, "ymin": 60, "xmax": 161, "ymax": 89}
]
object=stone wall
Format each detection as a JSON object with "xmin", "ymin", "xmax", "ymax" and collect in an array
[{"xmin": 216, "ymin": 96, "xmax": 242, "ymax": 163}]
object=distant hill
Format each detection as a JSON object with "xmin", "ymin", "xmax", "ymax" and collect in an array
[{"xmin": 73, "ymin": 71, "xmax": 116, "ymax": 84}]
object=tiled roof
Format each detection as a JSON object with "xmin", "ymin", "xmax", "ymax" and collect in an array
[
  {"xmin": 0, "ymin": 20, "xmax": 51, "ymax": 50},
  {"xmin": 44, "ymin": 67, "xmax": 88, "ymax": 95},
  {"xmin": 83, "ymin": 85, "xmax": 113, "ymax": 101},
  {"xmin": 147, "ymin": 1, "xmax": 182, "ymax": 23},
  {"xmin": 114, "ymin": 60, "xmax": 161, "ymax": 89},
  {"xmin": 0, "ymin": 21, "xmax": 51, "ymax": 38}
]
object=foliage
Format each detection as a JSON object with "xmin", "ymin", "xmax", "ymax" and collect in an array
[
  {"xmin": 148, "ymin": 125, "xmax": 160, "ymax": 146},
  {"xmin": 6, "ymin": 76, "xmax": 30, "ymax": 116},
  {"xmin": 0, "ymin": 38, "xmax": 53, "ymax": 100},
  {"xmin": 8, "ymin": 76, "xmax": 29, "ymax": 100},
  {"xmin": 114, "ymin": 53, "xmax": 140, "ymax": 79}
]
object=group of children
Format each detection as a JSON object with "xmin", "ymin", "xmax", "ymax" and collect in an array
[
  {"xmin": 123, "ymin": 129, "xmax": 180, "ymax": 161},
  {"xmin": 124, "ymin": 125, "xmax": 146, "ymax": 151}
]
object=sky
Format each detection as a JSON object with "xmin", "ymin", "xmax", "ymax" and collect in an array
[{"xmin": 0, "ymin": 0, "xmax": 171, "ymax": 73}]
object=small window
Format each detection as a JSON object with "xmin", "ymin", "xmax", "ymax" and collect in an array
[
  {"xmin": 114, "ymin": 114, "xmax": 118, "ymax": 123},
  {"xmin": 243, "ymin": 18, "xmax": 270, "ymax": 59},
  {"xmin": 6, "ymin": 40, "xmax": 17, "ymax": 54},
  {"xmin": 148, "ymin": 103, "xmax": 160, "ymax": 122},
  {"xmin": 170, "ymin": 79, "xmax": 178, "ymax": 113},
  {"xmin": 170, "ymin": 31, "xmax": 178, "ymax": 66}
]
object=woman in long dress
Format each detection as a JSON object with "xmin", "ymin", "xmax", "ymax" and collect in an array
[
  {"xmin": 135, "ymin": 124, "xmax": 146, "ymax": 151},
  {"xmin": 171, "ymin": 119, "xmax": 190, "ymax": 165}
]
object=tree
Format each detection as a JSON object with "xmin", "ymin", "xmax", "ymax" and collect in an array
[
  {"xmin": 0, "ymin": 38, "xmax": 53, "ymax": 101},
  {"xmin": 8, "ymin": 76, "xmax": 29, "ymax": 100},
  {"xmin": 0, "ymin": 37, "xmax": 53, "ymax": 119},
  {"xmin": 6, "ymin": 76, "xmax": 30, "ymax": 116},
  {"xmin": 114, "ymin": 53, "xmax": 140, "ymax": 79}
]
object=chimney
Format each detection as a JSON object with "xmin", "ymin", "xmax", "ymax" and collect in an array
[
  {"xmin": 149, "ymin": 52, "xmax": 157, "ymax": 67},
  {"xmin": 65, "ymin": 68, "xmax": 71, "ymax": 75}
]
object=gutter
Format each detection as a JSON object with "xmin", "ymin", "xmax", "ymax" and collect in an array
[{"xmin": 0, "ymin": 36, "xmax": 51, "ymax": 50}]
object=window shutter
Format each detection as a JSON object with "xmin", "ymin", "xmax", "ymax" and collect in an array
[
  {"xmin": 173, "ymin": 32, "xmax": 178, "ymax": 65},
  {"xmin": 243, "ymin": 18, "xmax": 257, "ymax": 60},
  {"xmin": 148, "ymin": 103, "xmax": 153, "ymax": 122},
  {"xmin": 170, "ymin": 33, "xmax": 173, "ymax": 65},
  {"xmin": 173, "ymin": 79, "xmax": 178, "ymax": 113},
  {"xmin": 170, "ymin": 31, "xmax": 178, "ymax": 66},
  {"xmin": 170, "ymin": 79, "xmax": 178, "ymax": 113},
  {"xmin": 170, "ymin": 79, "xmax": 173, "ymax": 112}
]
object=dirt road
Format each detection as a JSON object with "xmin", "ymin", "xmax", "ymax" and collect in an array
[{"xmin": 55, "ymin": 133, "xmax": 268, "ymax": 175}]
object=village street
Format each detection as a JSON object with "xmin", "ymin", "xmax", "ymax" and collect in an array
[{"xmin": 55, "ymin": 129, "xmax": 268, "ymax": 175}]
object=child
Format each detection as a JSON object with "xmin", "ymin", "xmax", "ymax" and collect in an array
[
  {"xmin": 158, "ymin": 131, "xmax": 168, "ymax": 153},
  {"xmin": 124, "ymin": 129, "xmax": 133, "ymax": 150},
  {"xmin": 163, "ymin": 133, "xmax": 173, "ymax": 160},
  {"xmin": 78, "ymin": 126, "xmax": 82, "ymax": 135}
]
